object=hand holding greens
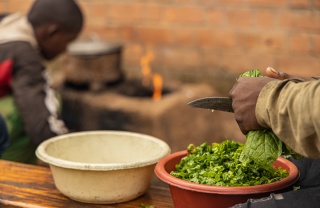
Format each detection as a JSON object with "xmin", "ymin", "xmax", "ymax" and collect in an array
[
  {"xmin": 239, "ymin": 69, "xmax": 303, "ymax": 167},
  {"xmin": 170, "ymin": 69, "xmax": 302, "ymax": 187}
]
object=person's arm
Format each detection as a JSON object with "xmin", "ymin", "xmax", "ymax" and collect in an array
[
  {"xmin": 256, "ymin": 79, "xmax": 320, "ymax": 158},
  {"xmin": 12, "ymin": 42, "xmax": 68, "ymax": 146},
  {"xmin": 229, "ymin": 67, "xmax": 320, "ymax": 158}
]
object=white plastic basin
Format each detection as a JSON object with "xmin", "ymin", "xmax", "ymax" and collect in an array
[{"xmin": 36, "ymin": 131, "xmax": 171, "ymax": 204}]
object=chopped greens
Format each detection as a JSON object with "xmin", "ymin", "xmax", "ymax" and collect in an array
[{"xmin": 170, "ymin": 140, "xmax": 288, "ymax": 186}]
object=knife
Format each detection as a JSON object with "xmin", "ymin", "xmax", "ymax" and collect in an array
[{"xmin": 187, "ymin": 97, "xmax": 233, "ymax": 113}]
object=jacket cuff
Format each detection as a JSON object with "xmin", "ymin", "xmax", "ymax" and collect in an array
[
  {"xmin": 255, "ymin": 81, "xmax": 278, "ymax": 129},
  {"xmin": 255, "ymin": 79, "xmax": 304, "ymax": 129}
]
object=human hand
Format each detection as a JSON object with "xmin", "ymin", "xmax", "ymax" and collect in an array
[{"xmin": 229, "ymin": 76, "xmax": 275, "ymax": 134}]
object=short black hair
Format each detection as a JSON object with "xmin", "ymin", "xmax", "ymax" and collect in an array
[
  {"xmin": 27, "ymin": 0, "xmax": 83, "ymax": 34},
  {"xmin": 0, "ymin": 13, "xmax": 9, "ymax": 21}
]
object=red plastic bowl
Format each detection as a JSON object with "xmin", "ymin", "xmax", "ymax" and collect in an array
[{"xmin": 155, "ymin": 150, "xmax": 299, "ymax": 208}]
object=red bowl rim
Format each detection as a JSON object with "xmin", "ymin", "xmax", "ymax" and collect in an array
[{"xmin": 155, "ymin": 150, "xmax": 300, "ymax": 195}]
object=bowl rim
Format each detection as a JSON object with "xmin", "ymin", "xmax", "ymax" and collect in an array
[
  {"xmin": 36, "ymin": 130, "xmax": 171, "ymax": 171},
  {"xmin": 155, "ymin": 150, "xmax": 300, "ymax": 195}
]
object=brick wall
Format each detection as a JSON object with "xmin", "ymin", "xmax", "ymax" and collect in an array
[{"xmin": 1, "ymin": 0, "xmax": 320, "ymax": 92}]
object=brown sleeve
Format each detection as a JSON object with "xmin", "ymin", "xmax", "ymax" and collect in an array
[
  {"xmin": 256, "ymin": 79, "xmax": 320, "ymax": 158},
  {"xmin": 11, "ymin": 42, "xmax": 68, "ymax": 146}
]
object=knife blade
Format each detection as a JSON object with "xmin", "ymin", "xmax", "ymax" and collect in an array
[{"xmin": 187, "ymin": 97, "xmax": 233, "ymax": 113}]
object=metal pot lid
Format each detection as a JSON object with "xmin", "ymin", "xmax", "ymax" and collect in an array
[{"xmin": 67, "ymin": 39, "xmax": 122, "ymax": 56}]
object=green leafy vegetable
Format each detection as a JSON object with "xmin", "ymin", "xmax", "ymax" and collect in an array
[
  {"xmin": 140, "ymin": 203, "xmax": 156, "ymax": 208},
  {"xmin": 239, "ymin": 69, "xmax": 303, "ymax": 166},
  {"xmin": 293, "ymin": 186, "xmax": 300, "ymax": 191},
  {"xmin": 239, "ymin": 68, "xmax": 262, "ymax": 78},
  {"xmin": 239, "ymin": 130, "xmax": 282, "ymax": 167},
  {"xmin": 282, "ymin": 144, "xmax": 304, "ymax": 160},
  {"xmin": 170, "ymin": 140, "xmax": 288, "ymax": 186}
]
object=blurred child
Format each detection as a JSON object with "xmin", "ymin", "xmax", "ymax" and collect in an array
[{"xmin": 0, "ymin": 0, "xmax": 84, "ymax": 163}]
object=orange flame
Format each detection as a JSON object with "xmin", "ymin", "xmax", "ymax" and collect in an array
[
  {"xmin": 152, "ymin": 73, "xmax": 163, "ymax": 101},
  {"xmin": 140, "ymin": 50, "xmax": 163, "ymax": 101},
  {"xmin": 140, "ymin": 51, "xmax": 154, "ymax": 87}
]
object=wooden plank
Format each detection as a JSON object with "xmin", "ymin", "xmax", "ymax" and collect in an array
[{"xmin": 0, "ymin": 160, "xmax": 173, "ymax": 208}]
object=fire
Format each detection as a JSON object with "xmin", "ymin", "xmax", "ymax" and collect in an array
[
  {"xmin": 140, "ymin": 50, "xmax": 163, "ymax": 101},
  {"xmin": 152, "ymin": 73, "xmax": 163, "ymax": 101},
  {"xmin": 140, "ymin": 51, "xmax": 154, "ymax": 87}
]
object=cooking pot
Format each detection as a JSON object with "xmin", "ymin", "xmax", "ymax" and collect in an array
[{"xmin": 64, "ymin": 38, "xmax": 123, "ymax": 91}]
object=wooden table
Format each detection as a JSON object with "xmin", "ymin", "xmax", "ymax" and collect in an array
[{"xmin": 0, "ymin": 160, "xmax": 174, "ymax": 208}]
